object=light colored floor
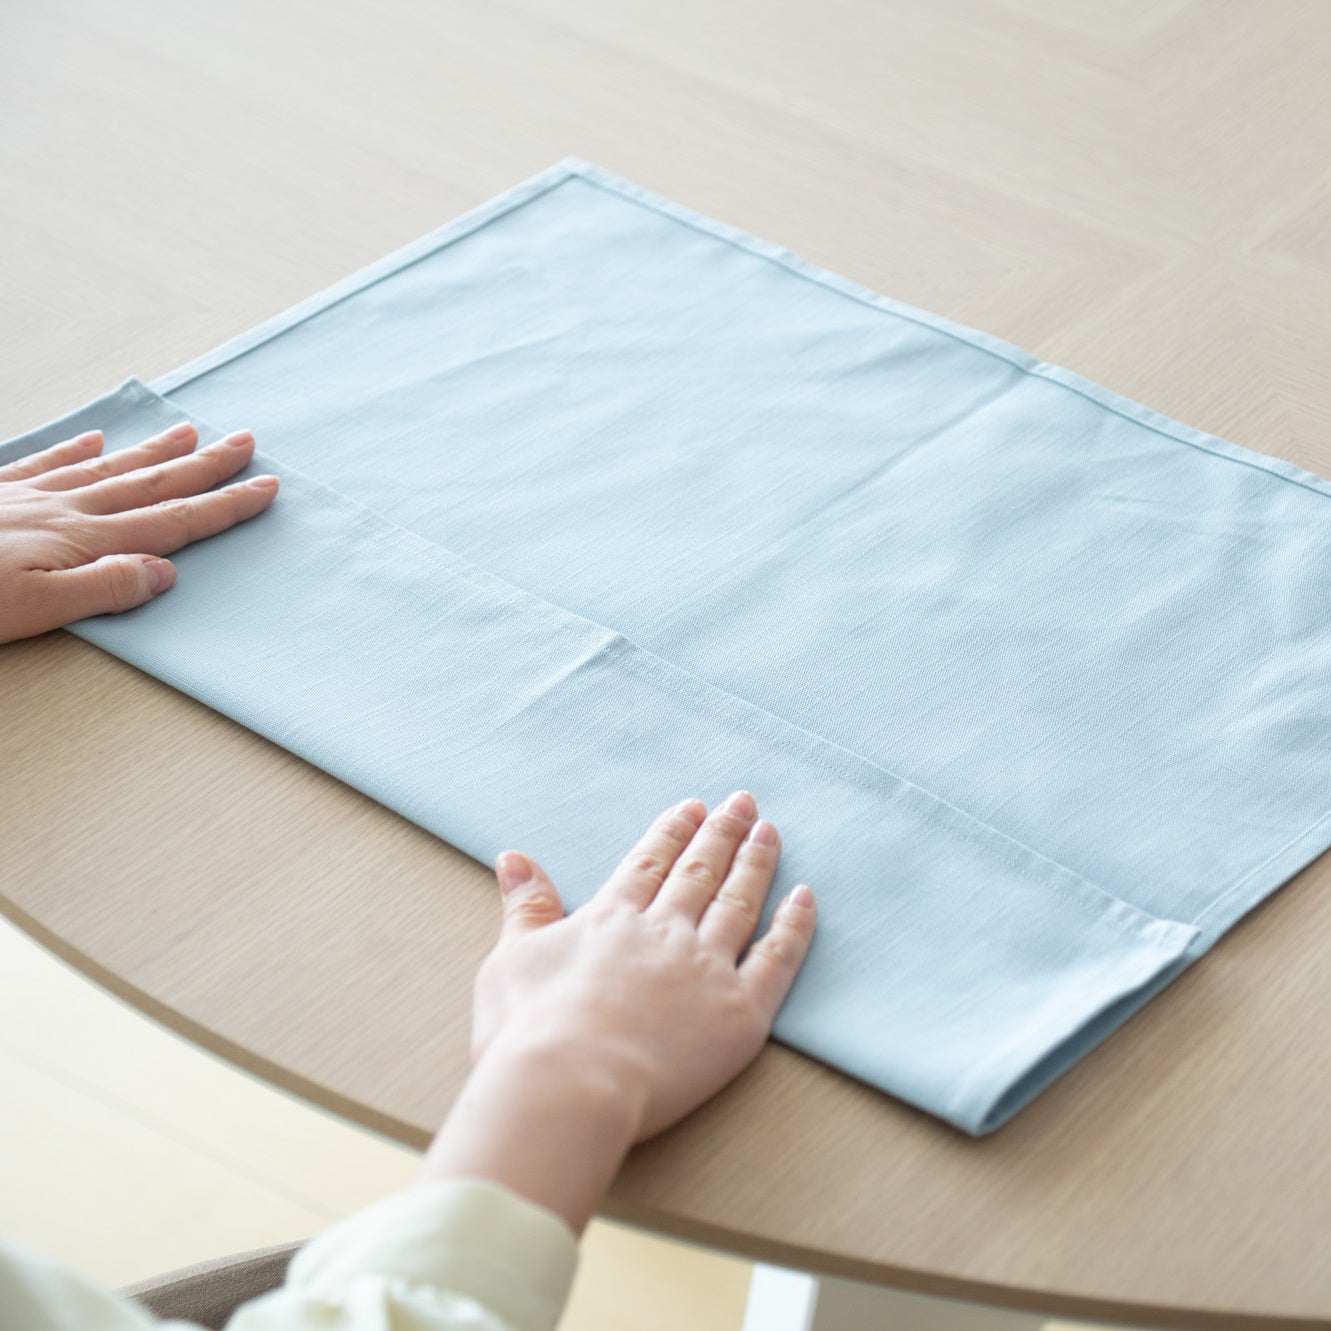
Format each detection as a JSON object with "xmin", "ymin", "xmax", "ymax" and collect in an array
[{"xmin": 0, "ymin": 915, "xmax": 751, "ymax": 1330}]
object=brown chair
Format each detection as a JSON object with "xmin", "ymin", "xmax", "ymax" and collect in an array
[{"xmin": 120, "ymin": 1241, "xmax": 303, "ymax": 1329}]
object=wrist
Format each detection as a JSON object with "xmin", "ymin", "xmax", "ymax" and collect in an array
[
  {"xmin": 488, "ymin": 1027, "xmax": 649, "ymax": 1130},
  {"xmin": 419, "ymin": 1031, "xmax": 643, "ymax": 1233}
]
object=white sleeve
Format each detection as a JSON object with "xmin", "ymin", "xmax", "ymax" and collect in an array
[
  {"xmin": 0, "ymin": 1179, "xmax": 578, "ymax": 1331},
  {"xmin": 228, "ymin": 1179, "xmax": 579, "ymax": 1331}
]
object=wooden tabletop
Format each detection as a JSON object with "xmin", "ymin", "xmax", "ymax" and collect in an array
[{"xmin": 5, "ymin": 2, "xmax": 1331, "ymax": 1326}]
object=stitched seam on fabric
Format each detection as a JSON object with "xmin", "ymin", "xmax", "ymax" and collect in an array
[
  {"xmin": 153, "ymin": 155, "xmax": 1331, "ymax": 503},
  {"xmin": 610, "ymin": 653, "xmax": 1187, "ymax": 927},
  {"xmin": 309, "ymin": 512, "xmax": 1098, "ymax": 893},
  {"xmin": 151, "ymin": 164, "xmax": 581, "ymax": 395},
  {"xmin": 564, "ymin": 162, "xmax": 1331, "ymax": 504},
  {"xmin": 122, "ymin": 392, "xmax": 1147, "ymax": 919},
  {"xmin": 300, "ymin": 499, "xmax": 1183, "ymax": 926},
  {"xmin": 602, "ymin": 641, "xmax": 1063, "ymax": 869}
]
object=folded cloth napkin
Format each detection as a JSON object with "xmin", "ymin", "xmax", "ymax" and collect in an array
[{"xmin": 8, "ymin": 159, "xmax": 1331, "ymax": 1134}]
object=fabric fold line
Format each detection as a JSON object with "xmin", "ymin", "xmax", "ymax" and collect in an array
[
  {"xmin": 1, "ymin": 378, "xmax": 1201, "ymax": 1134},
  {"xmin": 48, "ymin": 388, "xmax": 1175, "ymax": 920}
]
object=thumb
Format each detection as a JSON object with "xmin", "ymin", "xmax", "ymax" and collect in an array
[
  {"xmin": 495, "ymin": 851, "xmax": 564, "ymax": 942},
  {"xmin": 19, "ymin": 555, "xmax": 176, "ymax": 639}
]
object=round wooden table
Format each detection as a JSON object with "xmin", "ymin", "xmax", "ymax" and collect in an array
[{"xmin": 4, "ymin": 3, "xmax": 1331, "ymax": 1326}]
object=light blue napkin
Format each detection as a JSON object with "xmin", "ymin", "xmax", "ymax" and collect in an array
[{"xmin": 8, "ymin": 159, "xmax": 1331, "ymax": 1134}]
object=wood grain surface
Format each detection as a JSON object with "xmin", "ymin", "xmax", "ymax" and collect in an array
[{"xmin": 4, "ymin": 2, "xmax": 1331, "ymax": 1325}]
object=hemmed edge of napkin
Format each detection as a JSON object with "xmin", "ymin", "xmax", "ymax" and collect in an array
[{"xmin": 144, "ymin": 156, "xmax": 1331, "ymax": 510}]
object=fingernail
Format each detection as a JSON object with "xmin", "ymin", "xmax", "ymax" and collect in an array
[
  {"xmin": 144, "ymin": 558, "xmax": 175, "ymax": 594},
  {"xmin": 787, "ymin": 884, "xmax": 815, "ymax": 909},
  {"xmin": 247, "ymin": 475, "xmax": 280, "ymax": 490},
  {"xmin": 673, "ymin": 798, "xmax": 706, "ymax": 825},
  {"xmin": 495, "ymin": 851, "xmax": 532, "ymax": 890},
  {"xmin": 746, "ymin": 818, "xmax": 778, "ymax": 846},
  {"xmin": 164, "ymin": 422, "xmax": 195, "ymax": 441},
  {"xmin": 722, "ymin": 789, "xmax": 756, "ymax": 819}
]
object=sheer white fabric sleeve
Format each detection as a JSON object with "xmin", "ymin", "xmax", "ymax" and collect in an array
[{"xmin": 0, "ymin": 1179, "xmax": 579, "ymax": 1331}]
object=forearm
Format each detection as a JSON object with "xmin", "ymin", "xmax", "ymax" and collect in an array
[{"xmin": 418, "ymin": 1035, "xmax": 642, "ymax": 1235}]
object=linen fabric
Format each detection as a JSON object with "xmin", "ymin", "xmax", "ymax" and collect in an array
[
  {"xmin": 0, "ymin": 1178, "xmax": 578, "ymax": 1331},
  {"xmin": 6, "ymin": 159, "xmax": 1331, "ymax": 1133}
]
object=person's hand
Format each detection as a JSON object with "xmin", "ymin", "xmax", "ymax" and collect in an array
[
  {"xmin": 419, "ymin": 792, "xmax": 816, "ymax": 1231},
  {"xmin": 475, "ymin": 790, "xmax": 816, "ymax": 1137},
  {"xmin": 0, "ymin": 423, "xmax": 278, "ymax": 645}
]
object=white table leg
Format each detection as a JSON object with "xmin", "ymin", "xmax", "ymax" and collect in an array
[
  {"xmin": 741, "ymin": 1264, "xmax": 821, "ymax": 1331},
  {"xmin": 744, "ymin": 1265, "xmax": 1061, "ymax": 1331}
]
